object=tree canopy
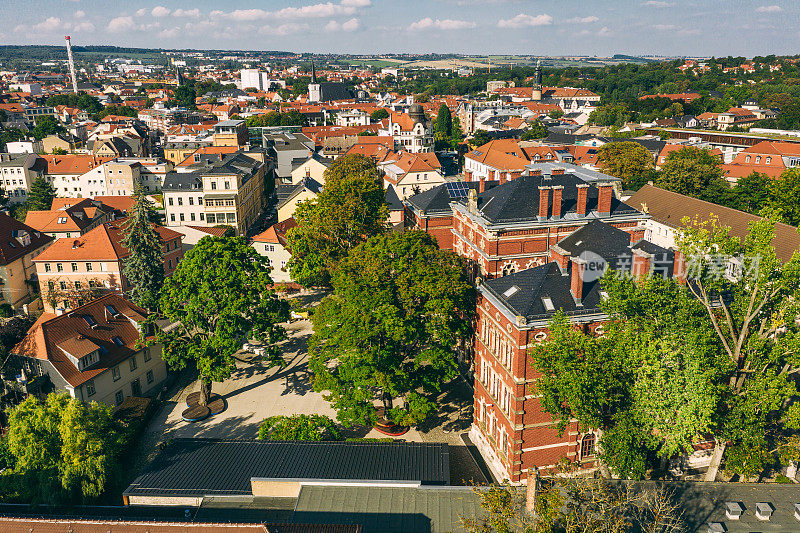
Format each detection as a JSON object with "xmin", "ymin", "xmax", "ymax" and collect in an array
[
  {"xmin": 152, "ymin": 236, "xmax": 289, "ymax": 403},
  {"xmin": 656, "ymin": 146, "xmax": 727, "ymax": 201},
  {"xmin": 309, "ymin": 230, "xmax": 475, "ymax": 426},
  {"xmin": 257, "ymin": 414, "xmax": 340, "ymax": 441},
  {"xmin": 26, "ymin": 177, "xmax": 56, "ymax": 211},
  {"xmin": 286, "ymin": 154, "xmax": 388, "ymax": 287},
  {"xmin": 596, "ymin": 141, "xmax": 654, "ymax": 188},
  {"xmin": 0, "ymin": 394, "xmax": 122, "ymax": 504}
]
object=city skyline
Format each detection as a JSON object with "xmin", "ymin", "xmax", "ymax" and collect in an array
[{"xmin": 1, "ymin": 0, "xmax": 797, "ymax": 57}]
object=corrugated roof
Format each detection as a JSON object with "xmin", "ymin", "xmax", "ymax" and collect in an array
[{"xmin": 124, "ymin": 439, "xmax": 450, "ymax": 498}]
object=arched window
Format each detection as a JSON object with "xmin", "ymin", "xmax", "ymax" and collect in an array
[{"xmin": 580, "ymin": 433, "xmax": 596, "ymax": 459}]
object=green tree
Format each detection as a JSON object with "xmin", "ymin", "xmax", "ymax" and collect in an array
[
  {"xmin": 287, "ymin": 154, "xmax": 388, "ymax": 287},
  {"xmin": 548, "ymin": 109, "xmax": 564, "ymax": 119},
  {"xmin": 257, "ymin": 414, "xmax": 340, "ymax": 441},
  {"xmin": 471, "ymin": 129, "xmax": 491, "ymax": 147},
  {"xmin": 31, "ymin": 115, "xmax": 65, "ymax": 140},
  {"xmin": 51, "ymin": 147, "xmax": 67, "ymax": 155},
  {"xmin": 520, "ymin": 120, "xmax": 549, "ymax": 141},
  {"xmin": 3, "ymin": 394, "xmax": 121, "ymax": 504},
  {"xmin": 768, "ymin": 168, "xmax": 800, "ymax": 226},
  {"xmin": 0, "ymin": 128, "xmax": 26, "ymax": 151},
  {"xmin": 152, "ymin": 236, "xmax": 289, "ymax": 405},
  {"xmin": 656, "ymin": 146, "xmax": 727, "ymax": 201},
  {"xmin": 596, "ymin": 142, "xmax": 654, "ymax": 188},
  {"xmin": 436, "ymin": 103, "xmax": 452, "ymax": 137},
  {"xmin": 26, "ymin": 177, "xmax": 56, "ymax": 211},
  {"xmin": 729, "ymin": 171, "xmax": 771, "ymax": 214},
  {"xmin": 173, "ymin": 85, "xmax": 197, "ymax": 109},
  {"xmin": 121, "ymin": 186, "xmax": 164, "ymax": 310},
  {"xmin": 309, "ymin": 230, "xmax": 475, "ymax": 427},
  {"xmin": 370, "ymin": 108, "xmax": 389, "ymax": 122}
]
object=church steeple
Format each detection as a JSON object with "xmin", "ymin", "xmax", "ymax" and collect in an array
[
  {"xmin": 533, "ymin": 59, "xmax": 542, "ymax": 101},
  {"xmin": 311, "ymin": 61, "xmax": 317, "ymax": 84}
]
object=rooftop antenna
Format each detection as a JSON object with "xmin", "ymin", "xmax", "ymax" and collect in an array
[{"xmin": 65, "ymin": 35, "xmax": 78, "ymax": 94}]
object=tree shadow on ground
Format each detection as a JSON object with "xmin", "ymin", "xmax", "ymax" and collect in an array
[{"xmin": 414, "ymin": 376, "xmax": 474, "ymax": 435}]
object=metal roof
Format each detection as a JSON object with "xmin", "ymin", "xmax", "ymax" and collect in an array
[{"xmin": 124, "ymin": 439, "xmax": 450, "ymax": 498}]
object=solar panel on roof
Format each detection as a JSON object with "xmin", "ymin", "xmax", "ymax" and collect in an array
[{"xmin": 445, "ymin": 181, "xmax": 469, "ymax": 199}]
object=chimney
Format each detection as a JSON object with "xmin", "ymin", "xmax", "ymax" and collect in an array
[
  {"xmin": 525, "ymin": 466, "xmax": 540, "ymax": 516},
  {"xmin": 499, "ymin": 172, "xmax": 506, "ymax": 185},
  {"xmin": 576, "ymin": 183, "xmax": 589, "ymax": 216},
  {"xmin": 550, "ymin": 245, "xmax": 570, "ymax": 272},
  {"xmin": 673, "ymin": 248, "xmax": 687, "ymax": 284},
  {"xmin": 538, "ymin": 186, "xmax": 550, "ymax": 220},
  {"xmin": 597, "ymin": 183, "xmax": 613, "ymax": 216},
  {"xmin": 632, "ymin": 248, "xmax": 652, "ymax": 280},
  {"xmin": 551, "ymin": 167, "xmax": 565, "ymax": 175},
  {"xmin": 478, "ymin": 178, "xmax": 486, "ymax": 194},
  {"xmin": 464, "ymin": 170, "xmax": 473, "ymax": 182},
  {"xmin": 551, "ymin": 185, "xmax": 563, "ymax": 219},
  {"xmin": 570, "ymin": 257, "xmax": 586, "ymax": 302}
]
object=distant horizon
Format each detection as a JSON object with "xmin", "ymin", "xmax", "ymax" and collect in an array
[{"xmin": 0, "ymin": 0, "xmax": 797, "ymax": 57}]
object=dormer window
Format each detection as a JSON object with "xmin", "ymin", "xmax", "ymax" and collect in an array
[
  {"xmin": 756, "ymin": 502, "xmax": 774, "ymax": 521},
  {"xmin": 112, "ymin": 336, "xmax": 124, "ymax": 346},
  {"xmin": 755, "ymin": 156, "xmax": 761, "ymax": 164},
  {"xmin": 82, "ymin": 314, "xmax": 98, "ymax": 328},
  {"xmin": 725, "ymin": 502, "xmax": 743, "ymax": 520},
  {"xmin": 105, "ymin": 305, "xmax": 119, "ymax": 316},
  {"xmin": 57, "ymin": 217, "xmax": 67, "ymax": 224}
]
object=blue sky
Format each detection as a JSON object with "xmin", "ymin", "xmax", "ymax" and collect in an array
[{"xmin": 0, "ymin": 1, "xmax": 797, "ymax": 56}]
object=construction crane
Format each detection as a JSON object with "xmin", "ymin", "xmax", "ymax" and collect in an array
[{"xmin": 65, "ymin": 35, "xmax": 78, "ymax": 94}]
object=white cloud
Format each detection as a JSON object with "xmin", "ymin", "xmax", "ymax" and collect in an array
[
  {"xmin": 755, "ymin": 5, "xmax": 782, "ymax": 12},
  {"xmin": 565, "ymin": 15, "xmax": 599, "ymax": 24},
  {"xmin": 159, "ymin": 27, "xmax": 181, "ymax": 39},
  {"xmin": 136, "ymin": 8, "xmax": 147, "ymax": 17},
  {"xmin": 151, "ymin": 6, "xmax": 171, "ymax": 17},
  {"xmin": 326, "ymin": 17, "xmax": 361, "ymax": 31},
  {"xmin": 408, "ymin": 17, "xmax": 477, "ymax": 31},
  {"xmin": 497, "ymin": 13, "xmax": 552, "ymax": 28},
  {"xmin": 173, "ymin": 8, "xmax": 201, "ymax": 18},
  {"xmin": 273, "ymin": 22, "xmax": 310, "ymax": 35},
  {"xmin": 214, "ymin": 0, "xmax": 371, "ymax": 21},
  {"xmin": 34, "ymin": 17, "xmax": 63, "ymax": 32},
  {"xmin": 72, "ymin": 21, "xmax": 95, "ymax": 32},
  {"xmin": 74, "ymin": 10, "xmax": 85, "ymax": 18},
  {"xmin": 598, "ymin": 26, "xmax": 613, "ymax": 36},
  {"xmin": 107, "ymin": 16, "xmax": 137, "ymax": 32},
  {"xmin": 340, "ymin": 0, "xmax": 371, "ymax": 6},
  {"xmin": 654, "ymin": 23, "xmax": 677, "ymax": 30},
  {"xmin": 643, "ymin": 1, "xmax": 674, "ymax": 6}
]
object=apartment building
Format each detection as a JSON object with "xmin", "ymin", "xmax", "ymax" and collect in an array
[
  {"xmin": 0, "ymin": 153, "xmax": 45, "ymax": 203},
  {"xmin": 78, "ymin": 158, "xmax": 171, "ymax": 197},
  {"xmin": 11, "ymin": 294, "xmax": 168, "ymax": 407},
  {"xmin": 34, "ymin": 220, "xmax": 183, "ymax": 313},
  {"xmin": 162, "ymin": 151, "xmax": 267, "ymax": 236},
  {"xmin": 40, "ymin": 154, "xmax": 114, "ymax": 197}
]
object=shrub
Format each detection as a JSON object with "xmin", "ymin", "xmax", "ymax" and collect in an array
[
  {"xmin": 0, "ymin": 304, "xmax": 13, "ymax": 318},
  {"xmin": 257, "ymin": 414, "xmax": 340, "ymax": 441}
]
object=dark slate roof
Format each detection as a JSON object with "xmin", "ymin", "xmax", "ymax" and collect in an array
[
  {"xmin": 276, "ymin": 178, "xmax": 322, "ymax": 209},
  {"xmin": 317, "ymin": 82, "xmax": 354, "ymax": 102},
  {"xmin": 540, "ymin": 132, "xmax": 594, "ymax": 146},
  {"xmin": 481, "ymin": 262, "xmax": 603, "ymax": 320},
  {"xmin": 405, "ymin": 181, "xmax": 499, "ymax": 216},
  {"xmin": 162, "ymin": 171, "xmax": 203, "ymax": 192},
  {"xmin": 124, "ymin": 439, "xmax": 450, "ymax": 498},
  {"xmin": 556, "ymin": 219, "xmax": 633, "ymax": 260},
  {"xmin": 602, "ymin": 136, "xmax": 667, "ymax": 154},
  {"xmin": 461, "ymin": 172, "xmax": 639, "ymax": 224},
  {"xmin": 293, "ymin": 486, "xmax": 483, "ymax": 533},
  {"xmin": 384, "ymin": 186, "xmax": 403, "ymax": 212}
]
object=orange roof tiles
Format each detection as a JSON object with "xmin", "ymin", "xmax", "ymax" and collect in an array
[
  {"xmin": 40, "ymin": 154, "xmax": 114, "ymax": 175},
  {"xmin": 252, "ymin": 218, "xmax": 297, "ymax": 245},
  {"xmin": 11, "ymin": 294, "xmax": 149, "ymax": 387}
]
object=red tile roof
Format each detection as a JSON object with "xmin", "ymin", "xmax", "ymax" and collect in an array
[
  {"xmin": 11, "ymin": 294, "xmax": 149, "ymax": 387},
  {"xmin": 252, "ymin": 218, "xmax": 297, "ymax": 245}
]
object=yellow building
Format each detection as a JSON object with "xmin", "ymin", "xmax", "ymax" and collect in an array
[{"xmin": 0, "ymin": 213, "xmax": 54, "ymax": 309}]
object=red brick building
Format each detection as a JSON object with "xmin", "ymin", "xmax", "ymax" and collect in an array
[
  {"xmin": 470, "ymin": 220, "xmax": 675, "ymax": 482},
  {"xmin": 450, "ymin": 167, "xmax": 648, "ymax": 279}
]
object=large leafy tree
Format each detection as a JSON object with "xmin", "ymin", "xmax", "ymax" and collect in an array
[
  {"xmin": 152, "ymin": 236, "xmax": 289, "ymax": 404},
  {"xmin": 31, "ymin": 115, "xmax": 66, "ymax": 140},
  {"xmin": 768, "ymin": 168, "xmax": 800, "ymax": 226},
  {"xmin": 596, "ymin": 141, "xmax": 654, "ymax": 188},
  {"xmin": 531, "ymin": 216, "xmax": 800, "ymax": 481},
  {"xmin": 655, "ymin": 146, "xmax": 728, "ymax": 201},
  {"xmin": 309, "ymin": 230, "xmax": 475, "ymax": 426},
  {"xmin": 2, "ymin": 393, "xmax": 121, "ymax": 504},
  {"xmin": 26, "ymin": 177, "xmax": 56, "ymax": 211},
  {"xmin": 286, "ymin": 154, "xmax": 388, "ymax": 287},
  {"xmin": 729, "ymin": 171, "xmax": 772, "ymax": 214},
  {"xmin": 121, "ymin": 186, "xmax": 164, "ymax": 310},
  {"xmin": 521, "ymin": 120, "xmax": 549, "ymax": 141}
]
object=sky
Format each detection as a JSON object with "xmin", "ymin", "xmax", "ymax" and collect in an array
[{"xmin": 0, "ymin": 0, "xmax": 798, "ymax": 57}]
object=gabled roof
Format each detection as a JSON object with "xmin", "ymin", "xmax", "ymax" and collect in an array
[
  {"xmin": 25, "ymin": 198, "xmax": 113, "ymax": 234},
  {"xmin": 627, "ymin": 184, "xmax": 800, "ymax": 262},
  {"xmin": 465, "ymin": 139, "xmax": 530, "ymax": 171},
  {"xmin": 384, "ymin": 187, "xmax": 403, "ymax": 212},
  {"xmin": 0, "ymin": 212, "xmax": 53, "ymax": 266},
  {"xmin": 252, "ymin": 218, "xmax": 297, "ymax": 245},
  {"xmin": 11, "ymin": 294, "xmax": 148, "ymax": 387},
  {"xmin": 40, "ymin": 154, "xmax": 114, "ymax": 175},
  {"xmin": 556, "ymin": 219, "xmax": 633, "ymax": 259},
  {"xmin": 34, "ymin": 220, "xmax": 182, "ymax": 262}
]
